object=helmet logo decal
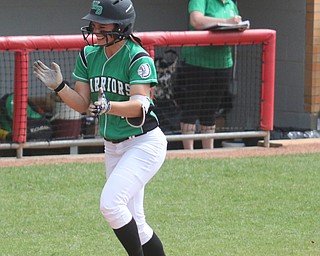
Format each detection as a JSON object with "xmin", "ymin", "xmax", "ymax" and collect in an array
[
  {"xmin": 126, "ymin": 4, "xmax": 133, "ymax": 13},
  {"xmin": 138, "ymin": 64, "xmax": 151, "ymax": 79},
  {"xmin": 92, "ymin": 1, "xmax": 103, "ymax": 15}
]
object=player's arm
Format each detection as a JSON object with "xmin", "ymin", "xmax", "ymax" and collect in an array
[
  {"xmin": 89, "ymin": 83, "xmax": 151, "ymax": 128},
  {"xmin": 107, "ymin": 83, "xmax": 150, "ymax": 118},
  {"xmin": 190, "ymin": 11, "xmax": 242, "ymax": 30},
  {"xmin": 91, "ymin": 83, "xmax": 150, "ymax": 118},
  {"xmin": 56, "ymin": 81, "xmax": 91, "ymax": 113}
]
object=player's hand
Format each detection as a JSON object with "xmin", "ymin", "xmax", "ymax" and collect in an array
[
  {"xmin": 89, "ymin": 87, "xmax": 111, "ymax": 116},
  {"xmin": 33, "ymin": 60, "xmax": 63, "ymax": 91}
]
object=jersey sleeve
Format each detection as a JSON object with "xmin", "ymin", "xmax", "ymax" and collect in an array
[
  {"xmin": 129, "ymin": 55, "xmax": 158, "ymax": 88},
  {"xmin": 188, "ymin": 0, "xmax": 206, "ymax": 14},
  {"xmin": 72, "ymin": 47, "xmax": 89, "ymax": 82}
]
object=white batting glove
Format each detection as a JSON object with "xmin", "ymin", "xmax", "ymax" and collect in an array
[
  {"xmin": 33, "ymin": 60, "xmax": 63, "ymax": 91},
  {"xmin": 89, "ymin": 87, "xmax": 111, "ymax": 116}
]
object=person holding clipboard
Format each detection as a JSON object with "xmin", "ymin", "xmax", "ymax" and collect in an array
[{"xmin": 178, "ymin": 0, "xmax": 248, "ymax": 150}]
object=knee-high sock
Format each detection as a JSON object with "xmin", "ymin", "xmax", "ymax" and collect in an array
[
  {"xmin": 142, "ymin": 232, "xmax": 166, "ymax": 256},
  {"xmin": 113, "ymin": 218, "xmax": 144, "ymax": 256}
]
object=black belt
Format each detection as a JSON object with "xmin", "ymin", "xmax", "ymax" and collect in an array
[{"xmin": 104, "ymin": 126, "xmax": 157, "ymax": 144}]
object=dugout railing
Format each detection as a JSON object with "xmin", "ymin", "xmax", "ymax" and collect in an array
[{"xmin": 0, "ymin": 30, "xmax": 276, "ymax": 158}]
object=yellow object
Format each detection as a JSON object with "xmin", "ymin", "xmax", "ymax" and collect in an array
[{"xmin": 0, "ymin": 128, "xmax": 9, "ymax": 140}]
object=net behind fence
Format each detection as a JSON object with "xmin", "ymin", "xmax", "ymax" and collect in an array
[
  {"xmin": 153, "ymin": 44, "xmax": 262, "ymax": 135},
  {"xmin": 0, "ymin": 50, "xmax": 97, "ymax": 142}
]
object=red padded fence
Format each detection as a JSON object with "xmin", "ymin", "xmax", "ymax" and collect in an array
[{"xmin": 0, "ymin": 29, "xmax": 276, "ymax": 145}]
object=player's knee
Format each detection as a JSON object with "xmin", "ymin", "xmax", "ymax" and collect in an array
[
  {"xmin": 100, "ymin": 200, "xmax": 131, "ymax": 228},
  {"xmin": 100, "ymin": 190, "xmax": 121, "ymax": 219},
  {"xmin": 100, "ymin": 204, "xmax": 118, "ymax": 222}
]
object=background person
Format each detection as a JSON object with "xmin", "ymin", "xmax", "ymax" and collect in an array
[
  {"xmin": 179, "ymin": 0, "xmax": 242, "ymax": 150},
  {"xmin": 33, "ymin": 0, "xmax": 167, "ymax": 255}
]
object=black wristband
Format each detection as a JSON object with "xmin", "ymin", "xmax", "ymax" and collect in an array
[{"xmin": 54, "ymin": 81, "xmax": 69, "ymax": 93}]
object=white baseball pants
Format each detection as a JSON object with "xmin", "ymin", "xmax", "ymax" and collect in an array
[{"xmin": 100, "ymin": 127, "xmax": 167, "ymax": 244}]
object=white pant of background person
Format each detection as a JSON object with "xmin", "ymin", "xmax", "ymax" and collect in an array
[{"xmin": 100, "ymin": 127, "xmax": 167, "ymax": 245}]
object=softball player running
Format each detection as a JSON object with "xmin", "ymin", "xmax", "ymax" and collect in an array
[{"xmin": 33, "ymin": 0, "xmax": 167, "ymax": 255}]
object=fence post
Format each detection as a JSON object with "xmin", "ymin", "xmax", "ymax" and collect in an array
[
  {"xmin": 12, "ymin": 51, "xmax": 29, "ymax": 144},
  {"xmin": 260, "ymin": 32, "xmax": 276, "ymax": 130}
]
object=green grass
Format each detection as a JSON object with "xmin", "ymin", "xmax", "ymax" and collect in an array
[{"xmin": 1, "ymin": 153, "xmax": 320, "ymax": 255}]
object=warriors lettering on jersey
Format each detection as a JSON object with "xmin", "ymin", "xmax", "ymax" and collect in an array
[{"xmin": 89, "ymin": 77, "xmax": 130, "ymax": 96}]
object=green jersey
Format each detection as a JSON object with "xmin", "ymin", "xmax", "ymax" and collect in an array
[
  {"xmin": 181, "ymin": 0, "xmax": 239, "ymax": 69},
  {"xmin": 72, "ymin": 39, "xmax": 159, "ymax": 140}
]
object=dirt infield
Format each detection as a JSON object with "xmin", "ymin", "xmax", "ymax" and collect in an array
[{"xmin": 1, "ymin": 138, "xmax": 320, "ymax": 167}]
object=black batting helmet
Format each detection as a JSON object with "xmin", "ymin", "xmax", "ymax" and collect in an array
[{"xmin": 82, "ymin": 0, "xmax": 136, "ymax": 39}]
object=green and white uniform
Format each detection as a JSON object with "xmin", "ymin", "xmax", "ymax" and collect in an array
[
  {"xmin": 73, "ymin": 39, "xmax": 159, "ymax": 140},
  {"xmin": 73, "ymin": 39, "xmax": 167, "ymax": 246}
]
